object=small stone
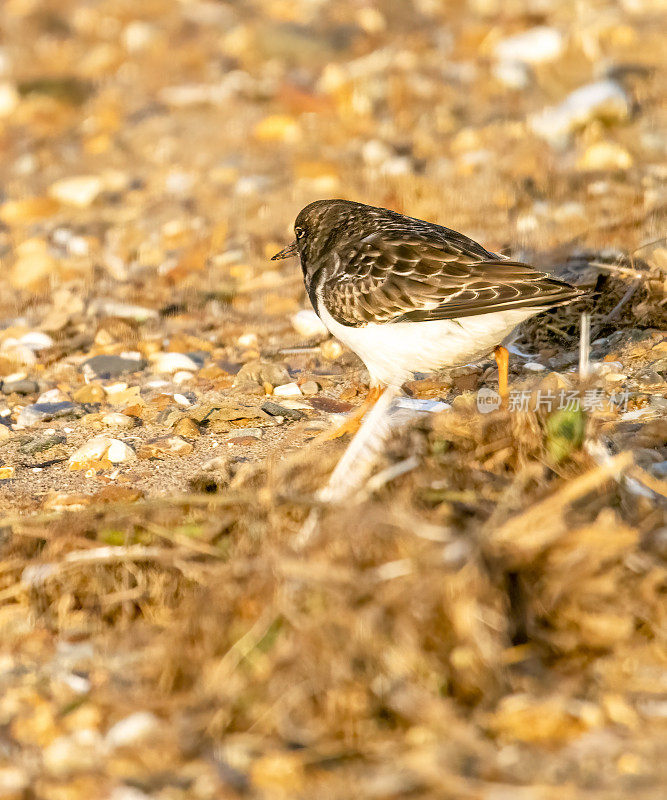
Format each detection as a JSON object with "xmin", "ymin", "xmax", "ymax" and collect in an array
[
  {"xmin": 106, "ymin": 712, "xmax": 161, "ymax": 749},
  {"xmin": 83, "ymin": 354, "xmax": 146, "ymax": 379},
  {"xmin": 273, "ymin": 381, "xmax": 302, "ymax": 398},
  {"xmin": 2, "ymin": 377, "xmax": 38, "ymax": 395},
  {"xmin": 320, "ymin": 340, "xmax": 343, "ymax": 360},
  {"xmin": 262, "ymin": 400, "xmax": 305, "ymax": 420},
  {"xmin": 300, "ymin": 380, "xmax": 320, "ymax": 396},
  {"xmin": 492, "ymin": 59, "xmax": 530, "ymax": 90},
  {"xmin": 530, "ymin": 80, "xmax": 631, "ymax": 147},
  {"xmin": 172, "ymin": 417, "xmax": 200, "ymax": 437},
  {"xmin": 18, "ymin": 331, "xmax": 54, "ymax": 351},
  {"xmin": 0, "ymin": 82, "xmax": 19, "ymax": 117},
  {"xmin": 151, "ymin": 352, "xmax": 200, "ymax": 373},
  {"xmin": 16, "ymin": 401, "xmax": 80, "ymax": 427},
  {"xmin": 69, "ymin": 436, "xmax": 135, "ymax": 470},
  {"xmin": 651, "ymin": 358, "xmax": 667, "ymax": 376},
  {"xmin": 101, "ymin": 412, "xmax": 135, "ymax": 429},
  {"xmin": 0, "ymin": 466, "xmax": 14, "ymax": 480},
  {"xmin": 524, "ymin": 362, "xmax": 546, "ymax": 372},
  {"xmin": 635, "ymin": 369, "xmax": 662, "ymax": 386},
  {"xmin": 0, "ymin": 765, "xmax": 29, "ymax": 799},
  {"xmin": 173, "ymin": 370, "xmax": 194, "ymax": 384},
  {"xmin": 493, "ymin": 26, "xmax": 564, "ymax": 64},
  {"xmin": 43, "ymin": 730, "xmax": 104, "ymax": 777},
  {"xmin": 227, "ymin": 428, "xmax": 261, "ymax": 440},
  {"xmin": 137, "ymin": 436, "xmax": 193, "ymax": 459},
  {"xmin": 291, "ymin": 309, "xmax": 328, "ymax": 339},
  {"xmin": 237, "ymin": 332, "xmax": 258, "ymax": 348},
  {"xmin": 19, "ymin": 432, "xmax": 66, "ymax": 455},
  {"xmin": 254, "ymin": 114, "xmax": 300, "ymax": 143},
  {"xmin": 48, "ymin": 175, "xmax": 103, "ymax": 207},
  {"xmin": 233, "ymin": 360, "xmax": 291, "ymax": 388},
  {"xmin": 578, "ymin": 141, "xmax": 633, "ymax": 171},
  {"xmin": 10, "ymin": 240, "xmax": 57, "ymax": 291},
  {"xmin": 73, "ymin": 383, "xmax": 105, "ymax": 403}
]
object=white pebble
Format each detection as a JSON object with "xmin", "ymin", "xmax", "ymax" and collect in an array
[
  {"xmin": 18, "ymin": 331, "xmax": 54, "ymax": 351},
  {"xmin": 492, "ymin": 59, "xmax": 530, "ymax": 90},
  {"xmin": 107, "ymin": 439, "xmax": 136, "ymax": 463},
  {"xmin": 37, "ymin": 388, "xmax": 69, "ymax": 403},
  {"xmin": 49, "ymin": 175, "xmax": 103, "ymax": 208},
  {"xmin": 524, "ymin": 362, "xmax": 546, "ymax": 372},
  {"xmin": 529, "ymin": 80, "xmax": 630, "ymax": 147},
  {"xmin": 493, "ymin": 26, "xmax": 564, "ymax": 64},
  {"xmin": 173, "ymin": 370, "xmax": 194, "ymax": 384},
  {"xmin": 237, "ymin": 332, "xmax": 258, "ymax": 348},
  {"xmin": 291, "ymin": 309, "xmax": 328, "ymax": 339},
  {"xmin": 0, "ymin": 82, "xmax": 19, "ymax": 117},
  {"xmin": 43, "ymin": 730, "xmax": 103, "ymax": 777},
  {"xmin": 273, "ymin": 382, "xmax": 302, "ymax": 398},
  {"xmin": 101, "ymin": 412, "xmax": 134, "ymax": 429},
  {"xmin": 173, "ymin": 393, "xmax": 191, "ymax": 406},
  {"xmin": 106, "ymin": 712, "xmax": 161, "ymax": 749},
  {"xmin": 151, "ymin": 352, "xmax": 199, "ymax": 373}
]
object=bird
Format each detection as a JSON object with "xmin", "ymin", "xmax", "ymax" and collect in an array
[{"xmin": 272, "ymin": 199, "xmax": 584, "ymax": 437}]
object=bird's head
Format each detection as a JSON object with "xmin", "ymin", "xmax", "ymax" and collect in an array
[{"xmin": 271, "ymin": 199, "xmax": 366, "ymax": 277}]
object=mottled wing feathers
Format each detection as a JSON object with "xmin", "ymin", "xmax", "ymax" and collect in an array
[{"xmin": 321, "ymin": 233, "xmax": 581, "ymax": 327}]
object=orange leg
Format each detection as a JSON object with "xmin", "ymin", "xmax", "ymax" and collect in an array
[
  {"xmin": 494, "ymin": 345, "xmax": 509, "ymax": 406},
  {"xmin": 323, "ymin": 385, "xmax": 384, "ymax": 440}
]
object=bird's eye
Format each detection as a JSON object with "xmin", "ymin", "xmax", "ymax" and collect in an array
[{"xmin": 295, "ymin": 226, "xmax": 306, "ymax": 239}]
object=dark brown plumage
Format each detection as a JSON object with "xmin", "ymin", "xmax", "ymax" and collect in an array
[{"xmin": 272, "ymin": 199, "xmax": 583, "ymax": 327}]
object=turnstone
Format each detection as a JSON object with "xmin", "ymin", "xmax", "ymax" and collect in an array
[{"xmin": 272, "ymin": 199, "xmax": 583, "ymax": 435}]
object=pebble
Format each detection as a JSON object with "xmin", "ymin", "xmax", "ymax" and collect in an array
[
  {"xmin": 300, "ymin": 380, "xmax": 320, "ymax": 396},
  {"xmin": 16, "ymin": 402, "xmax": 80, "ymax": 428},
  {"xmin": 2, "ymin": 377, "xmax": 39, "ymax": 395},
  {"xmin": 151, "ymin": 352, "xmax": 200, "ymax": 373},
  {"xmin": 234, "ymin": 360, "xmax": 291, "ymax": 388},
  {"xmin": 529, "ymin": 80, "xmax": 631, "ymax": 147},
  {"xmin": 10, "ymin": 240, "xmax": 57, "ymax": 291},
  {"xmin": 48, "ymin": 175, "xmax": 103, "ymax": 207},
  {"xmin": 68, "ymin": 436, "xmax": 135, "ymax": 470},
  {"xmin": 320, "ymin": 340, "xmax": 343, "ymax": 360},
  {"xmin": 0, "ymin": 466, "xmax": 14, "ymax": 480},
  {"xmin": 237, "ymin": 332, "xmax": 258, "ymax": 348},
  {"xmin": 524, "ymin": 362, "xmax": 546, "ymax": 372},
  {"xmin": 227, "ymin": 428, "xmax": 262, "ymax": 440},
  {"xmin": 137, "ymin": 436, "xmax": 193, "ymax": 459},
  {"xmin": 635, "ymin": 369, "xmax": 663, "ymax": 386},
  {"xmin": 492, "ymin": 59, "xmax": 530, "ymax": 90},
  {"xmin": 83, "ymin": 354, "xmax": 146, "ymax": 379},
  {"xmin": 273, "ymin": 381, "xmax": 302, "ymax": 398},
  {"xmin": 106, "ymin": 712, "xmax": 161, "ymax": 749},
  {"xmin": 291, "ymin": 309, "xmax": 329, "ymax": 339},
  {"xmin": 261, "ymin": 400, "xmax": 306, "ymax": 421},
  {"xmin": 173, "ymin": 370, "xmax": 194, "ymax": 384},
  {"xmin": 0, "ymin": 766, "xmax": 29, "ymax": 798},
  {"xmin": 0, "ymin": 81, "xmax": 19, "ymax": 117},
  {"xmin": 17, "ymin": 331, "xmax": 54, "ymax": 351},
  {"xmin": 19, "ymin": 432, "xmax": 66, "ymax": 455},
  {"xmin": 91, "ymin": 299, "xmax": 159, "ymax": 322},
  {"xmin": 101, "ymin": 412, "xmax": 135, "ymax": 429},
  {"xmin": 43, "ymin": 729, "xmax": 104, "ymax": 777},
  {"xmin": 73, "ymin": 384, "xmax": 105, "ymax": 404},
  {"xmin": 578, "ymin": 141, "xmax": 633, "ymax": 171},
  {"xmin": 172, "ymin": 417, "xmax": 200, "ymax": 437},
  {"xmin": 493, "ymin": 26, "xmax": 564, "ymax": 64}
]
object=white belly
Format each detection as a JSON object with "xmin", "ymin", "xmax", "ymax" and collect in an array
[{"xmin": 316, "ymin": 294, "xmax": 538, "ymax": 386}]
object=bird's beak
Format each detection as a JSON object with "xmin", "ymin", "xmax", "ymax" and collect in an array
[{"xmin": 271, "ymin": 240, "xmax": 298, "ymax": 260}]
